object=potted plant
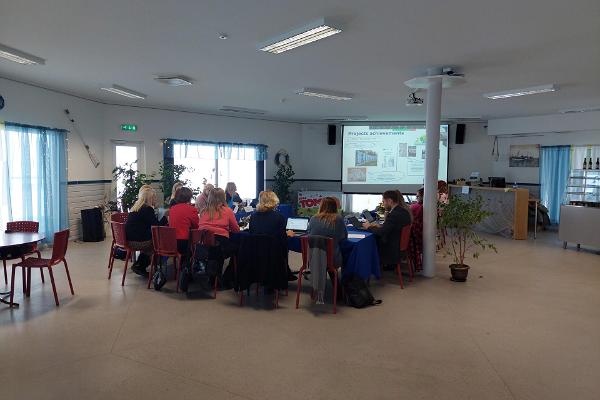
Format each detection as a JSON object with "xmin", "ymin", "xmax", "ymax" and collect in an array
[
  {"xmin": 112, "ymin": 162, "xmax": 153, "ymax": 211},
  {"xmin": 272, "ymin": 164, "xmax": 295, "ymax": 204},
  {"xmin": 158, "ymin": 161, "xmax": 200, "ymax": 202},
  {"xmin": 438, "ymin": 195, "xmax": 497, "ymax": 282}
]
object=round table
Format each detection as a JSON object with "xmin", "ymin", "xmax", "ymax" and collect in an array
[{"xmin": 0, "ymin": 231, "xmax": 45, "ymax": 307}]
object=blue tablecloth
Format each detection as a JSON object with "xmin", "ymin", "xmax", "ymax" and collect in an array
[{"xmin": 287, "ymin": 227, "xmax": 380, "ymax": 280}]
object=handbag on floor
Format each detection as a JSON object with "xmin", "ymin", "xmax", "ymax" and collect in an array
[
  {"xmin": 152, "ymin": 264, "xmax": 167, "ymax": 291},
  {"xmin": 343, "ymin": 275, "xmax": 382, "ymax": 308}
]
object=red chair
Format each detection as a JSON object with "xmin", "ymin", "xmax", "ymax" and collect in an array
[
  {"xmin": 107, "ymin": 213, "xmax": 128, "ymax": 269},
  {"xmin": 147, "ymin": 226, "xmax": 182, "ymax": 292},
  {"xmin": 107, "ymin": 222, "xmax": 134, "ymax": 286},
  {"xmin": 2, "ymin": 221, "xmax": 44, "ymax": 286},
  {"xmin": 189, "ymin": 228, "xmax": 221, "ymax": 299},
  {"xmin": 296, "ymin": 236, "xmax": 339, "ymax": 314},
  {"xmin": 10, "ymin": 230, "xmax": 73, "ymax": 307},
  {"xmin": 395, "ymin": 224, "xmax": 415, "ymax": 289}
]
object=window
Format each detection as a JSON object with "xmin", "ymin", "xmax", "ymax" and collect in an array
[
  {"xmin": 170, "ymin": 141, "xmax": 263, "ymax": 200},
  {"xmin": 113, "ymin": 142, "xmax": 140, "ymax": 200},
  {"xmin": 0, "ymin": 122, "xmax": 68, "ymax": 242}
]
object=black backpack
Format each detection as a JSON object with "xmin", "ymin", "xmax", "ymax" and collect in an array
[
  {"xmin": 179, "ymin": 243, "xmax": 221, "ymax": 293},
  {"xmin": 343, "ymin": 275, "xmax": 382, "ymax": 308}
]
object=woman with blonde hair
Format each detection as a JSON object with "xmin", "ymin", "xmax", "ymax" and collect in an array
[
  {"xmin": 249, "ymin": 191, "xmax": 297, "ymax": 282},
  {"xmin": 225, "ymin": 182, "xmax": 243, "ymax": 208},
  {"xmin": 125, "ymin": 188, "xmax": 164, "ymax": 275},
  {"xmin": 196, "ymin": 183, "xmax": 214, "ymax": 213},
  {"xmin": 198, "ymin": 187, "xmax": 240, "ymax": 288}
]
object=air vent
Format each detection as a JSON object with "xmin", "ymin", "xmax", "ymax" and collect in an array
[
  {"xmin": 559, "ymin": 106, "xmax": 600, "ymax": 114},
  {"xmin": 322, "ymin": 116, "xmax": 368, "ymax": 122},
  {"xmin": 219, "ymin": 106, "xmax": 267, "ymax": 115}
]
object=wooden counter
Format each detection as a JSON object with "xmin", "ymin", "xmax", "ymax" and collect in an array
[{"xmin": 449, "ymin": 185, "xmax": 529, "ymax": 240}]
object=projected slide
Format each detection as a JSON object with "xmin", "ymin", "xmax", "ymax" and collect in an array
[{"xmin": 342, "ymin": 125, "xmax": 448, "ymax": 193}]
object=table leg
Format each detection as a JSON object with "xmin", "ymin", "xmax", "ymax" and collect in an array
[{"xmin": 534, "ymin": 201, "xmax": 538, "ymax": 239}]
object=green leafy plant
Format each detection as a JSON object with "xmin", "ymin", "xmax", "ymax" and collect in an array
[
  {"xmin": 272, "ymin": 164, "xmax": 295, "ymax": 204},
  {"xmin": 112, "ymin": 161, "xmax": 153, "ymax": 211},
  {"xmin": 158, "ymin": 161, "xmax": 197, "ymax": 200},
  {"xmin": 438, "ymin": 195, "xmax": 497, "ymax": 265}
]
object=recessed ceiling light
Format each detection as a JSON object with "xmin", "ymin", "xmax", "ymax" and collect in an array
[
  {"xmin": 296, "ymin": 88, "xmax": 353, "ymax": 101},
  {"xmin": 100, "ymin": 85, "xmax": 146, "ymax": 99},
  {"xmin": 219, "ymin": 106, "xmax": 267, "ymax": 115},
  {"xmin": 0, "ymin": 43, "xmax": 45, "ymax": 65},
  {"xmin": 259, "ymin": 18, "xmax": 342, "ymax": 54},
  {"xmin": 154, "ymin": 76, "xmax": 193, "ymax": 86},
  {"xmin": 322, "ymin": 116, "xmax": 368, "ymax": 121},
  {"xmin": 484, "ymin": 84, "xmax": 557, "ymax": 100}
]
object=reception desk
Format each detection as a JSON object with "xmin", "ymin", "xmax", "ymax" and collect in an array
[{"xmin": 449, "ymin": 185, "xmax": 529, "ymax": 240}]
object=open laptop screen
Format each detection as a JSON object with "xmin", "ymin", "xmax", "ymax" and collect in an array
[{"xmin": 286, "ymin": 218, "xmax": 309, "ymax": 231}]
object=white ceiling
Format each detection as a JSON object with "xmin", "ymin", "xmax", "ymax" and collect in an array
[{"xmin": 0, "ymin": 0, "xmax": 599, "ymax": 122}]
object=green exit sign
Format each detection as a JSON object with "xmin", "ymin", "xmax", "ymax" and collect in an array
[{"xmin": 120, "ymin": 124, "xmax": 137, "ymax": 132}]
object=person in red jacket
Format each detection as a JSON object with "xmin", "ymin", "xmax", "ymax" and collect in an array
[
  {"xmin": 199, "ymin": 187, "xmax": 240, "ymax": 288},
  {"xmin": 168, "ymin": 187, "xmax": 200, "ymax": 258}
]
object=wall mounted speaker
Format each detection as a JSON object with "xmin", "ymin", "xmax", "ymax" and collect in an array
[
  {"xmin": 327, "ymin": 124, "xmax": 337, "ymax": 145},
  {"xmin": 455, "ymin": 123, "xmax": 466, "ymax": 144}
]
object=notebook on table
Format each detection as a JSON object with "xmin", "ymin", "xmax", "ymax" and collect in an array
[{"xmin": 286, "ymin": 217, "xmax": 309, "ymax": 234}]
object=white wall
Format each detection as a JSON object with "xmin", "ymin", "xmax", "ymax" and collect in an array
[
  {"xmin": 447, "ymin": 123, "xmax": 494, "ymax": 181},
  {"xmin": 0, "ymin": 77, "xmax": 106, "ymax": 182},
  {"xmin": 102, "ymin": 105, "xmax": 303, "ymax": 181}
]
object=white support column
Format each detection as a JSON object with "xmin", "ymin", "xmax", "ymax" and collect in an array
[{"xmin": 422, "ymin": 77, "xmax": 443, "ymax": 278}]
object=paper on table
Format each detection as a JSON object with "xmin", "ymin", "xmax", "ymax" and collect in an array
[
  {"xmin": 348, "ymin": 233, "xmax": 366, "ymax": 239},
  {"xmin": 461, "ymin": 186, "xmax": 470, "ymax": 194}
]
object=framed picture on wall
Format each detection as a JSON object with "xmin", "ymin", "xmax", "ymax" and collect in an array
[{"xmin": 509, "ymin": 144, "xmax": 540, "ymax": 167}]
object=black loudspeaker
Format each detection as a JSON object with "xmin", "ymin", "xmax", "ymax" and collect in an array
[
  {"xmin": 327, "ymin": 125, "xmax": 337, "ymax": 145},
  {"xmin": 455, "ymin": 123, "xmax": 466, "ymax": 144},
  {"xmin": 81, "ymin": 208, "xmax": 105, "ymax": 242}
]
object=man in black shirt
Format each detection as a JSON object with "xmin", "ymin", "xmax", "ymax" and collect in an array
[{"xmin": 363, "ymin": 190, "xmax": 412, "ymax": 269}]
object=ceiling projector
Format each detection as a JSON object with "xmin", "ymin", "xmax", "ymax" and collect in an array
[{"xmin": 406, "ymin": 91, "xmax": 424, "ymax": 106}]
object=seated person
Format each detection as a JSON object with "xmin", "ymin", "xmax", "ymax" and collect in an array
[
  {"xmin": 225, "ymin": 182, "xmax": 243, "ymax": 208},
  {"xmin": 249, "ymin": 190, "xmax": 296, "ymax": 281},
  {"xmin": 169, "ymin": 187, "xmax": 200, "ymax": 261},
  {"xmin": 199, "ymin": 188, "xmax": 240, "ymax": 287},
  {"xmin": 363, "ymin": 190, "xmax": 412, "ymax": 269},
  {"xmin": 168, "ymin": 181, "xmax": 184, "ymax": 207},
  {"xmin": 125, "ymin": 188, "xmax": 165, "ymax": 275},
  {"xmin": 307, "ymin": 196, "xmax": 348, "ymax": 268},
  {"xmin": 196, "ymin": 183, "xmax": 214, "ymax": 213},
  {"xmin": 409, "ymin": 188, "xmax": 424, "ymax": 271}
]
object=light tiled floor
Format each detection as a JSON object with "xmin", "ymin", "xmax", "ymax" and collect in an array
[{"xmin": 1, "ymin": 232, "xmax": 599, "ymax": 399}]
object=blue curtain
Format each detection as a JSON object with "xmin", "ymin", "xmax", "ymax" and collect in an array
[
  {"xmin": 1, "ymin": 122, "xmax": 68, "ymax": 243},
  {"xmin": 539, "ymin": 146, "xmax": 571, "ymax": 224}
]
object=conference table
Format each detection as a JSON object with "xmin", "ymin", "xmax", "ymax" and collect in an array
[
  {"xmin": 288, "ymin": 226, "xmax": 381, "ymax": 280},
  {"xmin": 0, "ymin": 231, "xmax": 45, "ymax": 308},
  {"xmin": 233, "ymin": 226, "xmax": 381, "ymax": 281}
]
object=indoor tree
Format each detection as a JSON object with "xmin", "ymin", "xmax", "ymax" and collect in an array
[
  {"xmin": 272, "ymin": 164, "xmax": 295, "ymax": 204},
  {"xmin": 438, "ymin": 194, "xmax": 497, "ymax": 281}
]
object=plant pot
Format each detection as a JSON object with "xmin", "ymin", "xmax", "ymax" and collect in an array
[{"xmin": 449, "ymin": 264, "xmax": 470, "ymax": 282}]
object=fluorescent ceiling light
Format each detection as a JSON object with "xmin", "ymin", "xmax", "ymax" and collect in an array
[
  {"xmin": 154, "ymin": 76, "xmax": 193, "ymax": 86},
  {"xmin": 0, "ymin": 43, "xmax": 45, "ymax": 65},
  {"xmin": 484, "ymin": 84, "xmax": 557, "ymax": 99},
  {"xmin": 296, "ymin": 88, "xmax": 353, "ymax": 101},
  {"xmin": 259, "ymin": 18, "xmax": 341, "ymax": 54},
  {"xmin": 100, "ymin": 85, "xmax": 146, "ymax": 99}
]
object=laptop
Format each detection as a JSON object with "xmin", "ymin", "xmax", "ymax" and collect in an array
[
  {"xmin": 286, "ymin": 217, "xmax": 309, "ymax": 234},
  {"xmin": 362, "ymin": 209, "xmax": 375, "ymax": 222},
  {"xmin": 347, "ymin": 216, "xmax": 368, "ymax": 231}
]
